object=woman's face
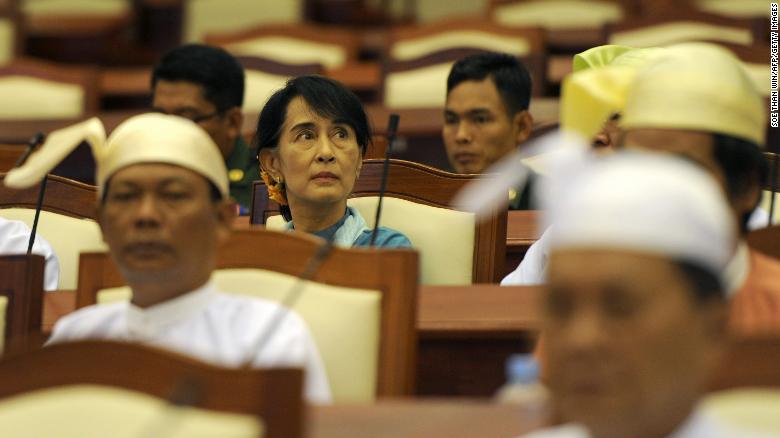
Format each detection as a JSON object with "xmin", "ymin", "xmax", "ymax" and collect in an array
[{"xmin": 261, "ymin": 96, "xmax": 362, "ymax": 208}]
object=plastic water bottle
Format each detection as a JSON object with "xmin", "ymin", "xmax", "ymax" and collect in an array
[{"xmin": 495, "ymin": 353, "xmax": 550, "ymax": 409}]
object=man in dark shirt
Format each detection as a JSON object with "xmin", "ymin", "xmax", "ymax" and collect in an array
[
  {"xmin": 151, "ymin": 44, "xmax": 259, "ymax": 212},
  {"xmin": 442, "ymin": 52, "xmax": 536, "ymax": 209}
]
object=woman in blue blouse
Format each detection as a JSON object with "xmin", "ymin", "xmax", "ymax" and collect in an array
[{"xmin": 256, "ymin": 75, "xmax": 411, "ymax": 248}]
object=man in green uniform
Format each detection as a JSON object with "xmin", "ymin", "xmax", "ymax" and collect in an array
[{"xmin": 151, "ymin": 44, "xmax": 259, "ymax": 213}]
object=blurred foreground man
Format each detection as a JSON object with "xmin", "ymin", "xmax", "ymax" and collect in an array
[
  {"xmin": 618, "ymin": 43, "xmax": 780, "ymax": 334},
  {"xmin": 5, "ymin": 114, "xmax": 330, "ymax": 403},
  {"xmin": 521, "ymin": 153, "xmax": 758, "ymax": 438}
]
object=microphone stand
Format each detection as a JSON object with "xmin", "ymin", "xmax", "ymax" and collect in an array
[
  {"xmin": 13, "ymin": 133, "xmax": 47, "ymax": 255},
  {"xmin": 369, "ymin": 114, "xmax": 400, "ymax": 247}
]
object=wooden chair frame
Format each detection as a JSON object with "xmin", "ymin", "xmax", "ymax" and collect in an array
[
  {"xmin": 251, "ymin": 159, "xmax": 508, "ymax": 283},
  {"xmin": 75, "ymin": 228, "xmax": 420, "ymax": 397},
  {"xmin": 0, "ymin": 0, "xmax": 22, "ymax": 59},
  {"xmin": 489, "ymin": 0, "xmax": 639, "ymax": 17},
  {"xmin": 0, "ymin": 57, "xmax": 100, "ymax": 116},
  {"xmin": 0, "ymin": 340, "xmax": 303, "ymax": 438},
  {"xmin": 606, "ymin": 9, "xmax": 762, "ymax": 46},
  {"xmin": 237, "ymin": 55, "xmax": 323, "ymax": 78},
  {"xmin": 709, "ymin": 335, "xmax": 780, "ymax": 390},
  {"xmin": 385, "ymin": 18, "xmax": 547, "ymax": 97},
  {"xmin": 0, "ymin": 173, "xmax": 97, "ymax": 220},
  {"xmin": 205, "ymin": 22, "xmax": 360, "ymax": 66},
  {"xmin": 0, "ymin": 254, "xmax": 44, "ymax": 350}
]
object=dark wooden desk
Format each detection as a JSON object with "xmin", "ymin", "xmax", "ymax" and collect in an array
[
  {"xmin": 506, "ymin": 210, "xmax": 542, "ymax": 276},
  {"xmin": 309, "ymin": 399, "xmax": 548, "ymax": 438},
  {"xmin": 416, "ymin": 285, "xmax": 541, "ymax": 397}
]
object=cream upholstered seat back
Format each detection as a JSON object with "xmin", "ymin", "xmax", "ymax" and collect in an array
[
  {"xmin": 97, "ymin": 269, "xmax": 383, "ymax": 403},
  {"xmin": 0, "ymin": 19, "xmax": 14, "ymax": 65},
  {"xmin": 390, "ymin": 31, "xmax": 532, "ymax": 62},
  {"xmin": 0, "ymin": 209, "xmax": 105, "ymax": 289},
  {"xmin": 0, "ymin": 295, "xmax": 6, "ymax": 353},
  {"xmin": 243, "ymin": 69, "xmax": 294, "ymax": 111},
  {"xmin": 0, "ymin": 385, "xmax": 262, "ymax": 437},
  {"xmin": 0, "ymin": 76, "xmax": 84, "ymax": 119},
  {"xmin": 384, "ymin": 61, "xmax": 454, "ymax": 109},
  {"xmin": 226, "ymin": 38, "xmax": 347, "ymax": 70},
  {"xmin": 493, "ymin": 0, "xmax": 623, "ymax": 30},
  {"xmin": 609, "ymin": 21, "xmax": 754, "ymax": 47},
  {"xmin": 184, "ymin": 0, "xmax": 301, "ymax": 43},
  {"xmin": 266, "ymin": 197, "xmax": 476, "ymax": 285},
  {"xmin": 702, "ymin": 388, "xmax": 780, "ymax": 436}
]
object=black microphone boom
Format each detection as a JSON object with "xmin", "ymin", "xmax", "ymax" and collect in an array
[
  {"xmin": 15, "ymin": 133, "xmax": 47, "ymax": 255},
  {"xmin": 369, "ymin": 114, "xmax": 400, "ymax": 247}
]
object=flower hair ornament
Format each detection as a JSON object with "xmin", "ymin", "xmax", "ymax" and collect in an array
[{"xmin": 261, "ymin": 170, "xmax": 288, "ymax": 205}]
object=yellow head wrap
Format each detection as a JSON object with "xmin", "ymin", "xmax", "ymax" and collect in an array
[
  {"xmin": 622, "ymin": 42, "xmax": 765, "ymax": 145},
  {"xmin": 561, "ymin": 45, "xmax": 666, "ymax": 140}
]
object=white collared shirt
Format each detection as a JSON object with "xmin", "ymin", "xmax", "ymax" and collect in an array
[
  {"xmin": 0, "ymin": 218, "xmax": 59, "ymax": 291},
  {"xmin": 47, "ymin": 281, "xmax": 331, "ymax": 403}
]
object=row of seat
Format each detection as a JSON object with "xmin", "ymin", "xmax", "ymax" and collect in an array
[{"xmin": 0, "ymin": 6, "xmax": 771, "ymax": 117}]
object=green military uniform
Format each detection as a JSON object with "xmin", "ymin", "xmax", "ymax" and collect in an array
[
  {"xmin": 225, "ymin": 137, "xmax": 260, "ymax": 212},
  {"xmin": 508, "ymin": 171, "xmax": 537, "ymax": 211}
]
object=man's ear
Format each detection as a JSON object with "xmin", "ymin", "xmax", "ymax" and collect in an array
[
  {"xmin": 514, "ymin": 110, "xmax": 534, "ymax": 146},
  {"xmin": 225, "ymin": 107, "xmax": 244, "ymax": 142},
  {"xmin": 214, "ymin": 199, "xmax": 237, "ymax": 245}
]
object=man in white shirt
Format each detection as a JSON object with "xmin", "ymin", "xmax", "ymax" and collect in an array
[
  {"xmin": 521, "ymin": 152, "xmax": 759, "ymax": 438},
  {"xmin": 7, "ymin": 114, "xmax": 331, "ymax": 403},
  {"xmin": 0, "ymin": 217, "xmax": 59, "ymax": 290}
]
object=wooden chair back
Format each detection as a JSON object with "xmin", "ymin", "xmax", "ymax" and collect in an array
[
  {"xmin": 0, "ymin": 173, "xmax": 96, "ymax": 219},
  {"xmin": 709, "ymin": 335, "xmax": 780, "ymax": 390},
  {"xmin": 0, "ymin": 340, "xmax": 303, "ymax": 438},
  {"xmin": 182, "ymin": 0, "xmax": 302, "ymax": 43},
  {"xmin": 75, "ymin": 228, "xmax": 419, "ymax": 398},
  {"xmin": 386, "ymin": 18, "xmax": 546, "ymax": 98},
  {"xmin": 0, "ymin": 254, "xmax": 44, "ymax": 353},
  {"xmin": 746, "ymin": 225, "xmax": 780, "ymax": 261},
  {"xmin": 0, "ymin": 143, "xmax": 22, "ymax": 171},
  {"xmin": 383, "ymin": 44, "xmax": 544, "ymax": 108},
  {"xmin": 205, "ymin": 23, "xmax": 359, "ymax": 70},
  {"xmin": 607, "ymin": 10, "xmax": 760, "ymax": 48},
  {"xmin": 251, "ymin": 159, "xmax": 508, "ymax": 283},
  {"xmin": 237, "ymin": 55, "xmax": 322, "ymax": 112},
  {"xmin": 0, "ymin": 173, "xmax": 103, "ymax": 290},
  {"xmin": 0, "ymin": 0, "xmax": 21, "ymax": 63},
  {"xmin": 0, "ymin": 57, "xmax": 99, "ymax": 119}
]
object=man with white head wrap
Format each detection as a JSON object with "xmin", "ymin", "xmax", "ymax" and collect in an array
[
  {"xmin": 5, "ymin": 113, "xmax": 331, "ymax": 403},
  {"xmin": 618, "ymin": 43, "xmax": 780, "ymax": 334},
  {"xmin": 519, "ymin": 152, "xmax": 762, "ymax": 438}
]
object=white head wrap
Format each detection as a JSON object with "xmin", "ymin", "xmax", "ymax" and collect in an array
[
  {"xmin": 546, "ymin": 152, "xmax": 737, "ymax": 279},
  {"xmin": 4, "ymin": 113, "xmax": 229, "ymax": 198}
]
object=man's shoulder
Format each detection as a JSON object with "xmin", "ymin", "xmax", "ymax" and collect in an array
[{"xmin": 48, "ymin": 302, "xmax": 127, "ymax": 343}]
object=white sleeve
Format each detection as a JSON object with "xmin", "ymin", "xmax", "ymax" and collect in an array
[
  {"xmin": 0, "ymin": 219, "xmax": 60, "ymax": 291},
  {"xmin": 501, "ymin": 226, "xmax": 551, "ymax": 286}
]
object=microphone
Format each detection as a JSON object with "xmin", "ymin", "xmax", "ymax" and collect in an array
[
  {"xmin": 369, "ymin": 114, "xmax": 400, "ymax": 247},
  {"xmin": 240, "ymin": 235, "xmax": 335, "ymax": 368},
  {"xmin": 13, "ymin": 133, "xmax": 47, "ymax": 255}
]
